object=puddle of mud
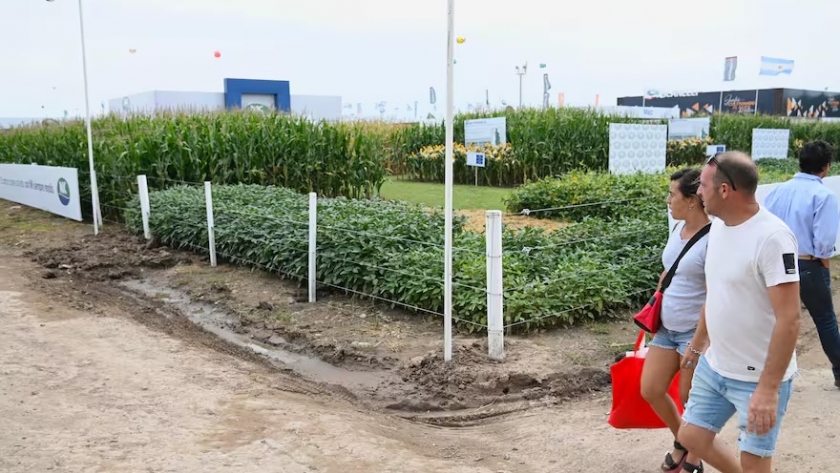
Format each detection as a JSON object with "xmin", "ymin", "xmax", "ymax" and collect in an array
[{"xmin": 120, "ymin": 278, "xmax": 386, "ymax": 391}]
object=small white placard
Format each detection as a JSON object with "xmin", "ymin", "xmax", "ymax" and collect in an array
[
  {"xmin": 706, "ymin": 144, "xmax": 726, "ymax": 156},
  {"xmin": 466, "ymin": 151, "xmax": 486, "ymax": 167}
]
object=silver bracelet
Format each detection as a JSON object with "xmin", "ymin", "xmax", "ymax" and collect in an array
[{"xmin": 685, "ymin": 341, "xmax": 704, "ymax": 356}]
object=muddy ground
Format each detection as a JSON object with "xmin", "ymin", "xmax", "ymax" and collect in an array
[
  {"xmin": 1, "ymin": 204, "xmax": 632, "ymax": 417},
  {"xmin": 1, "ymin": 202, "xmax": 838, "ymax": 472}
]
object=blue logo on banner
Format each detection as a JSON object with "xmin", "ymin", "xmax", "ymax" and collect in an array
[
  {"xmin": 475, "ymin": 153, "xmax": 485, "ymax": 165},
  {"xmin": 57, "ymin": 178, "xmax": 71, "ymax": 206}
]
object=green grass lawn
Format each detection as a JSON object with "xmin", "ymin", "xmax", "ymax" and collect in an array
[{"xmin": 378, "ymin": 177, "xmax": 512, "ymax": 210}]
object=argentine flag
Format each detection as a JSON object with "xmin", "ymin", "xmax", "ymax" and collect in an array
[{"xmin": 759, "ymin": 56, "xmax": 794, "ymax": 76}]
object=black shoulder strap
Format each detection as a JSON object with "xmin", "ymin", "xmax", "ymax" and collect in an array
[{"xmin": 661, "ymin": 222, "xmax": 711, "ymax": 293}]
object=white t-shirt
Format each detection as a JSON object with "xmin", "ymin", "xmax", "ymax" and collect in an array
[
  {"xmin": 661, "ymin": 221, "xmax": 708, "ymax": 333},
  {"xmin": 704, "ymin": 207, "xmax": 799, "ymax": 383}
]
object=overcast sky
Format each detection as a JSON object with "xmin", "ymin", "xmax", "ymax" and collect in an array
[{"xmin": 1, "ymin": 0, "xmax": 835, "ymax": 120}]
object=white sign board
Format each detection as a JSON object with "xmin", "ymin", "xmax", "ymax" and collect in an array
[
  {"xmin": 668, "ymin": 117, "xmax": 710, "ymax": 141},
  {"xmin": 464, "ymin": 117, "xmax": 506, "ymax": 147},
  {"xmin": 751, "ymin": 128, "xmax": 790, "ymax": 159},
  {"xmin": 466, "ymin": 151, "xmax": 486, "ymax": 167},
  {"xmin": 706, "ymin": 144, "xmax": 726, "ymax": 156},
  {"xmin": 608, "ymin": 123, "xmax": 668, "ymax": 175},
  {"xmin": 0, "ymin": 163, "xmax": 82, "ymax": 221}
]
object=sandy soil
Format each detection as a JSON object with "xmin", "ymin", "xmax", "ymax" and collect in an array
[
  {"xmin": 458, "ymin": 208, "xmax": 569, "ymax": 233},
  {"xmin": 1, "ymin": 202, "xmax": 838, "ymax": 472}
]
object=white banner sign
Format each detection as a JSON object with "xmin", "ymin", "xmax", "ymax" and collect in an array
[
  {"xmin": 0, "ymin": 163, "xmax": 82, "ymax": 221},
  {"xmin": 465, "ymin": 117, "xmax": 506, "ymax": 147}
]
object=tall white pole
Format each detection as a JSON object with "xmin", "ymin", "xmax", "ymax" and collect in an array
[
  {"xmin": 76, "ymin": 0, "xmax": 101, "ymax": 234},
  {"xmin": 443, "ymin": 0, "xmax": 455, "ymax": 363}
]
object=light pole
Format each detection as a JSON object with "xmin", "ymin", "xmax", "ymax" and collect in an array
[
  {"xmin": 47, "ymin": 0, "xmax": 101, "ymax": 235},
  {"xmin": 515, "ymin": 63, "xmax": 527, "ymax": 108}
]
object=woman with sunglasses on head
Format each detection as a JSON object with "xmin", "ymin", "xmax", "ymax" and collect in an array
[{"xmin": 640, "ymin": 167, "xmax": 710, "ymax": 473}]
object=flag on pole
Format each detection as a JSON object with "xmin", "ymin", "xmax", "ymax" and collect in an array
[
  {"xmin": 724, "ymin": 56, "xmax": 737, "ymax": 81},
  {"xmin": 759, "ymin": 56, "xmax": 794, "ymax": 76}
]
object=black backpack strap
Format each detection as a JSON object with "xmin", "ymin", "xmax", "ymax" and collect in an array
[{"xmin": 661, "ymin": 222, "xmax": 711, "ymax": 293}]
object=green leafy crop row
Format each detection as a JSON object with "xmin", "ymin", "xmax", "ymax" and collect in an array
[
  {"xmin": 504, "ymin": 159, "xmax": 840, "ymax": 221},
  {"xmin": 124, "ymin": 184, "xmax": 668, "ymax": 332}
]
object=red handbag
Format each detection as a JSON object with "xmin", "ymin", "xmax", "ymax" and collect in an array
[
  {"xmin": 607, "ymin": 330, "xmax": 683, "ymax": 429},
  {"xmin": 633, "ymin": 291, "xmax": 664, "ymax": 333},
  {"xmin": 633, "ymin": 222, "xmax": 710, "ymax": 333}
]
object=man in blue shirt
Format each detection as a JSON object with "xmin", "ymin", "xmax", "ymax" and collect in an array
[{"xmin": 765, "ymin": 140, "xmax": 840, "ymax": 388}]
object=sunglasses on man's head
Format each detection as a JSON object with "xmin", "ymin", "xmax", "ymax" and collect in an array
[{"xmin": 706, "ymin": 154, "xmax": 737, "ymax": 191}]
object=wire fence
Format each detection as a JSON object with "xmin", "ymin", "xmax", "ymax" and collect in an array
[
  {"xmin": 70, "ymin": 172, "xmax": 672, "ymax": 341},
  {"xmin": 506, "ymin": 195, "xmax": 663, "ymax": 217},
  {"xmin": 503, "ymin": 286, "xmax": 656, "ymax": 329}
]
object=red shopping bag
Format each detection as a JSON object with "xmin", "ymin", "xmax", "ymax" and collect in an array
[{"xmin": 607, "ymin": 330, "xmax": 683, "ymax": 429}]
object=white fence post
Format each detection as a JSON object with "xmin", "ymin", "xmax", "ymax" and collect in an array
[
  {"xmin": 204, "ymin": 181, "xmax": 217, "ymax": 267},
  {"xmin": 137, "ymin": 175, "xmax": 151, "ymax": 240},
  {"xmin": 308, "ymin": 192, "xmax": 317, "ymax": 303},
  {"xmin": 486, "ymin": 210, "xmax": 504, "ymax": 360}
]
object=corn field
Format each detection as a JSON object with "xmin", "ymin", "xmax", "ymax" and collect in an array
[
  {"xmin": 390, "ymin": 108, "xmax": 840, "ymax": 185},
  {"xmin": 0, "ymin": 111, "xmax": 389, "ymax": 218},
  {"xmin": 4, "ymin": 108, "xmax": 840, "ymax": 220}
]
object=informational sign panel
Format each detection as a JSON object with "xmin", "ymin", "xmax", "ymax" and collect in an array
[
  {"xmin": 751, "ymin": 128, "xmax": 790, "ymax": 159},
  {"xmin": 0, "ymin": 163, "xmax": 82, "ymax": 221},
  {"xmin": 608, "ymin": 123, "xmax": 668, "ymax": 175},
  {"xmin": 466, "ymin": 151, "xmax": 486, "ymax": 167},
  {"xmin": 464, "ymin": 117, "xmax": 506, "ymax": 147},
  {"xmin": 668, "ymin": 117, "xmax": 710, "ymax": 141}
]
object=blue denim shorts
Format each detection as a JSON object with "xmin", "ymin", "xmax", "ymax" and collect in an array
[
  {"xmin": 682, "ymin": 355, "xmax": 793, "ymax": 458},
  {"xmin": 649, "ymin": 326, "xmax": 696, "ymax": 356}
]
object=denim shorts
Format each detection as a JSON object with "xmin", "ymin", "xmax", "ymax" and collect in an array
[
  {"xmin": 649, "ymin": 326, "xmax": 696, "ymax": 356},
  {"xmin": 682, "ymin": 355, "xmax": 793, "ymax": 458}
]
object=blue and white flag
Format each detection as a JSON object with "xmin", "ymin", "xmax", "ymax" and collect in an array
[{"xmin": 759, "ymin": 56, "xmax": 794, "ymax": 76}]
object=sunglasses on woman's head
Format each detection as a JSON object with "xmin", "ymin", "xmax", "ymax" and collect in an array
[{"xmin": 706, "ymin": 154, "xmax": 737, "ymax": 191}]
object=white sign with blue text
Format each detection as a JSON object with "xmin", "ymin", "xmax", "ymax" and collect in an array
[
  {"xmin": 466, "ymin": 151, "xmax": 486, "ymax": 167},
  {"xmin": 0, "ymin": 163, "xmax": 82, "ymax": 221}
]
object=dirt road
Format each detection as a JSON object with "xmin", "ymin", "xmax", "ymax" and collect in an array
[{"xmin": 1, "ymin": 225, "xmax": 838, "ymax": 471}]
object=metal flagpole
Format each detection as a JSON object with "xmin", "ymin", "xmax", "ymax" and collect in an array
[
  {"xmin": 443, "ymin": 0, "xmax": 455, "ymax": 362},
  {"xmin": 46, "ymin": 0, "xmax": 101, "ymax": 233},
  {"xmin": 77, "ymin": 0, "xmax": 102, "ymax": 233}
]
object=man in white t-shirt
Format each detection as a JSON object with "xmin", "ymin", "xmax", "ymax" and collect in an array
[{"xmin": 677, "ymin": 151, "xmax": 801, "ymax": 473}]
